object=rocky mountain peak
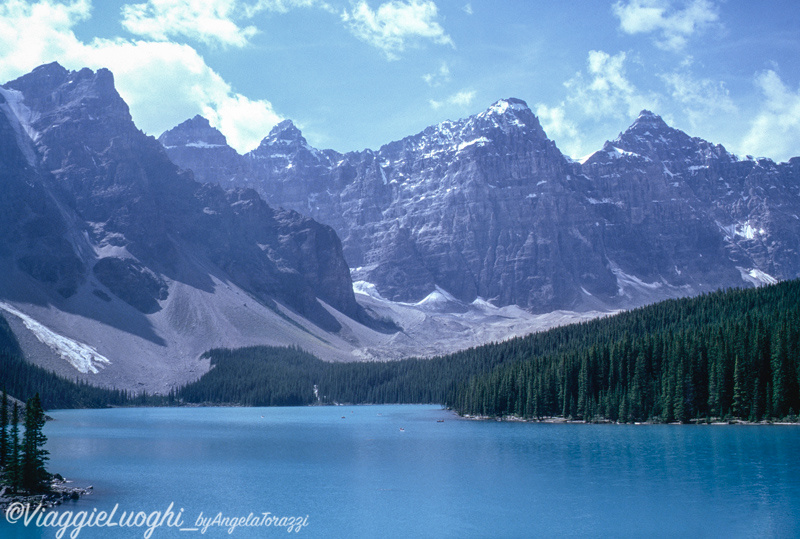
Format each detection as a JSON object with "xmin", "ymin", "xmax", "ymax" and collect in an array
[
  {"xmin": 486, "ymin": 97, "xmax": 531, "ymax": 114},
  {"xmin": 158, "ymin": 115, "xmax": 229, "ymax": 149},
  {"xmin": 267, "ymin": 119, "xmax": 305, "ymax": 143},
  {"xmin": 3, "ymin": 62, "xmax": 69, "ymax": 98},
  {"xmin": 478, "ymin": 97, "xmax": 533, "ymax": 121},
  {"xmin": 381, "ymin": 97, "xmax": 550, "ymax": 161},
  {"xmin": 606, "ymin": 109, "xmax": 699, "ymax": 162},
  {"xmin": 472, "ymin": 97, "xmax": 548, "ymax": 140},
  {"xmin": 619, "ymin": 110, "xmax": 675, "ymax": 142},
  {"xmin": 163, "ymin": 91, "xmax": 800, "ymax": 317},
  {"xmin": 248, "ymin": 119, "xmax": 313, "ymax": 158},
  {"xmin": 632, "ymin": 109, "xmax": 668, "ymax": 127},
  {"xmin": 4, "ymin": 63, "xmax": 132, "ymax": 139}
]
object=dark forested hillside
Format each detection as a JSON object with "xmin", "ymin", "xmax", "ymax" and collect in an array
[
  {"xmin": 179, "ymin": 281, "xmax": 800, "ymax": 422},
  {"xmin": 176, "ymin": 345, "xmax": 496, "ymax": 406},
  {"xmin": 447, "ymin": 281, "xmax": 800, "ymax": 422}
]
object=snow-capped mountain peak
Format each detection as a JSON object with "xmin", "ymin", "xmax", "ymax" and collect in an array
[
  {"xmin": 473, "ymin": 97, "xmax": 545, "ymax": 136},
  {"xmin": 485, "ymin": 97, "xmax": 530, "ymax": 116}
]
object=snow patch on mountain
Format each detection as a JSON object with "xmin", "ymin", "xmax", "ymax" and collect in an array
[
  {"xmin": 737, "ymin": 267, "xmax": 778, "ymax": 286},
  {"xmin": 608, "ymin": 261, "xmax": 663, "ymax": 297},
  {"xmin": 457, "ymin": 137, "xmax": 491, "ymax": 152},
  {"xmin": 0, "ymin": 87, "xmax": 40, "ymax": 166},
  {"xmin": 0, "ymin": 302, "xmax": 111, "ymax": 374},
  {"xmin": 414, "ymin": 286, "xmax": 461, "ymax": 309},
  {"xmin": 185, "ymin": 141, "xmax": 226, "ymax": 149},
  {"xmin": 353, "ymin": 280, "xmax": 385, "ymax": 300},
  {"xmin": 345, "ymin": 285, "xmax": 613, "ymax": 361},
  {"xmin": 484, "ymin": 98, "xmax": 529, "ymax": 116},
  {"xmin": 735, "ymin": 222, "xmax": 765, "ymax": 240},
  {"xmin": 717, "ymin": 221, "xmax": 766, "ymax": 241}
]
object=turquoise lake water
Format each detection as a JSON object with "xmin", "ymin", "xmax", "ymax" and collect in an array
[{"xmin": 2, "ymin": 405, "xmax": 799, "ymax": 538}]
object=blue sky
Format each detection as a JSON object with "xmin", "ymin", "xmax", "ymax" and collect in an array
[{"xmin": 1, "ymin": 1, "xmax": 799, "ymax": 162}]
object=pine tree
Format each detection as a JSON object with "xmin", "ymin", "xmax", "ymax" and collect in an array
[
  {"xmin": 732, "ymin": 355, "xmax": 746, "ymax": 418},
  {"xmin": 771, "ymin": 323, "xmax": 789, "ymax": 418},
  {"xmin": 0, "ymin": 388, "xmax": 7, "ymax": 470},
  {"xmin": 674, "ymin": 356, "xmax": 687, "ymax": 423},
  {"xmin": 578, "ymin": 355, "xmax": 589, "ymax": 419},
  {"xmin": 21, "ymin": 393, "xmax": 49, "ymax": 493},
  {"xmin": 8, "ymin": 403, "xmax": 21, "ymax": 491}
]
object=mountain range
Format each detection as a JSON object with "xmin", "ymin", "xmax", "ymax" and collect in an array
[
  {"xmin": 162, "ymin": 97, "xmax": 800, "ymax": 312},
  {"xmin": 1, "ymin": 62, "xmax": 798, "ymax": 393}
]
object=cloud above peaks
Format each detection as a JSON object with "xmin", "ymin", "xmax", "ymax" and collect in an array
[
  {"xmin": 613, "ymin": 0, "xmax": 719, "ymax": 51},
  {"xmin": 566, "ymin": 50, "xmax": 658, "ymax": 119},
  {"xmin": 0, "ymin": 0, "xmax": 91, "ymax": 76},
  {"xmin": 742, "ymin": 70, "xmax": 800, "ymax": 162},
  {"xmin": 659, "ymin": 69, "xmax": 736, "ymax": 129},
  {"xmin": 121, "ymin": 0, "xmax": 257, "ymax": 47},
  {"xmin": 243, "ymin": 0, "xmax": 334, "ymax": 17},
  {"xmin": 341, "ymin": 0, "xmax": 453, "ymax": 60},
  {"xmin": 423, "ymin": 61, "xmax": 450, "ymax": 87},
  {"xmin": 535, "ymin": 103, "xmax": 582, "ymax": 157},
  {"xmin": 84, "ymin": 39, "xmax": 282, "ymax": 152},
  {"xmin": 429, "ymin": 89, "xmax": 475, "ymax": 110}
]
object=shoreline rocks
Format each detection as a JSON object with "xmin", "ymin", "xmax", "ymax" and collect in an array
[{"xmin": 0, "ymin": 477, "xmax": 92, "ymax": 512}]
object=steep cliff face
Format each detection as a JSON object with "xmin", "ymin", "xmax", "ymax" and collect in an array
[
  {"xmin": 0, "ymin": 63, "xmax": 374, "ymax": 391},
  {"xmin": 581, "ymin": 110, "xmax": 800, "ymax": 292},
  {"xmin": 0, "ymin": 80, "xmax": 85, "ymax": 299},
  {"xmin": 162, "ymin": 102, "xmax": 800, "ymax": 313},
  {"xmin": 1, "ymin": 63, "xmax": 364, "ymax": 329}
]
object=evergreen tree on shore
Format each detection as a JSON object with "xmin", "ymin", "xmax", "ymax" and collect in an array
[
  {"xmin": 0, "ymin": 388, "xmax": 7, "ymax": 470},
  {"xmin": 8, "ymin": 403, "xmax": 21, "ymax": 490},
  {"xmin": 21, "ymin": 393, "xmax": 49, "ymax": 492}
]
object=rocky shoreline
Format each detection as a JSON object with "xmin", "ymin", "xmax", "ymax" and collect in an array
[
  {"xmin": 0, "ymin": 477, "xmax": 92, "ymax": 512},
  {"xmin": 460, "ymin": 414, "xmax": 800, "ymax": 425}
]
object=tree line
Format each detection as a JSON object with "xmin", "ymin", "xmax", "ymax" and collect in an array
[
  {"xmin": 179, "ymin": 280, "xmax": 800, "ymax": 423},
  {"xmin": 446, "ymin": 281, "xmax": 800, "ymax": 422}
]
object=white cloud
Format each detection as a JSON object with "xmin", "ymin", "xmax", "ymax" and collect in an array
[
  {"xmin": 659, "ymin": 69, "xmax": 736, "ymax": 128},
  {"xmin": 448, "ymin": 90, "xmax": 475, "ymax": 107},
  {"xmin": 203, "ymin": 93, "xmax": 282, "ymax": 152},
  {"xmin": 0, "ymin": 0, "xmax": 92, "ymax": 78},
  {"xmin": 462, "ymin": 3, "xmax": 472, "ymax": 15},
  {"xmin": 613, "ymin": 0, "xmax": 719, "ymax": 51},
  {"xmin": 565, "ymin": 50, "xmax": 657, "ymax": 119},
  {"xmin": 244, "ymin": 0, "xmax": 334, "ymax": 16},
  {"xmin": 341, "ymin": 0, "xmax": 453, "ymax": 60},
  {"xmin": 0, "ymin": 0, "xmax": 280, "ymax": 153},
  {"xmin": 121, "ymin": 0, "xmax": 257, "ymax": 47},
  {"xmin": 429, "ymin": 89, "xmax": 475, "ymax": 109},
  {"xmin": 422, "ymin": 61, "xmax": 450, "ymax": 87},
  {"xmin": 535, "ymin": 103, "xmax": 582, "ymax": 157},
  {"xmin": 742, "ymin": 70, "xmax": 800, "ymax": 162}
]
